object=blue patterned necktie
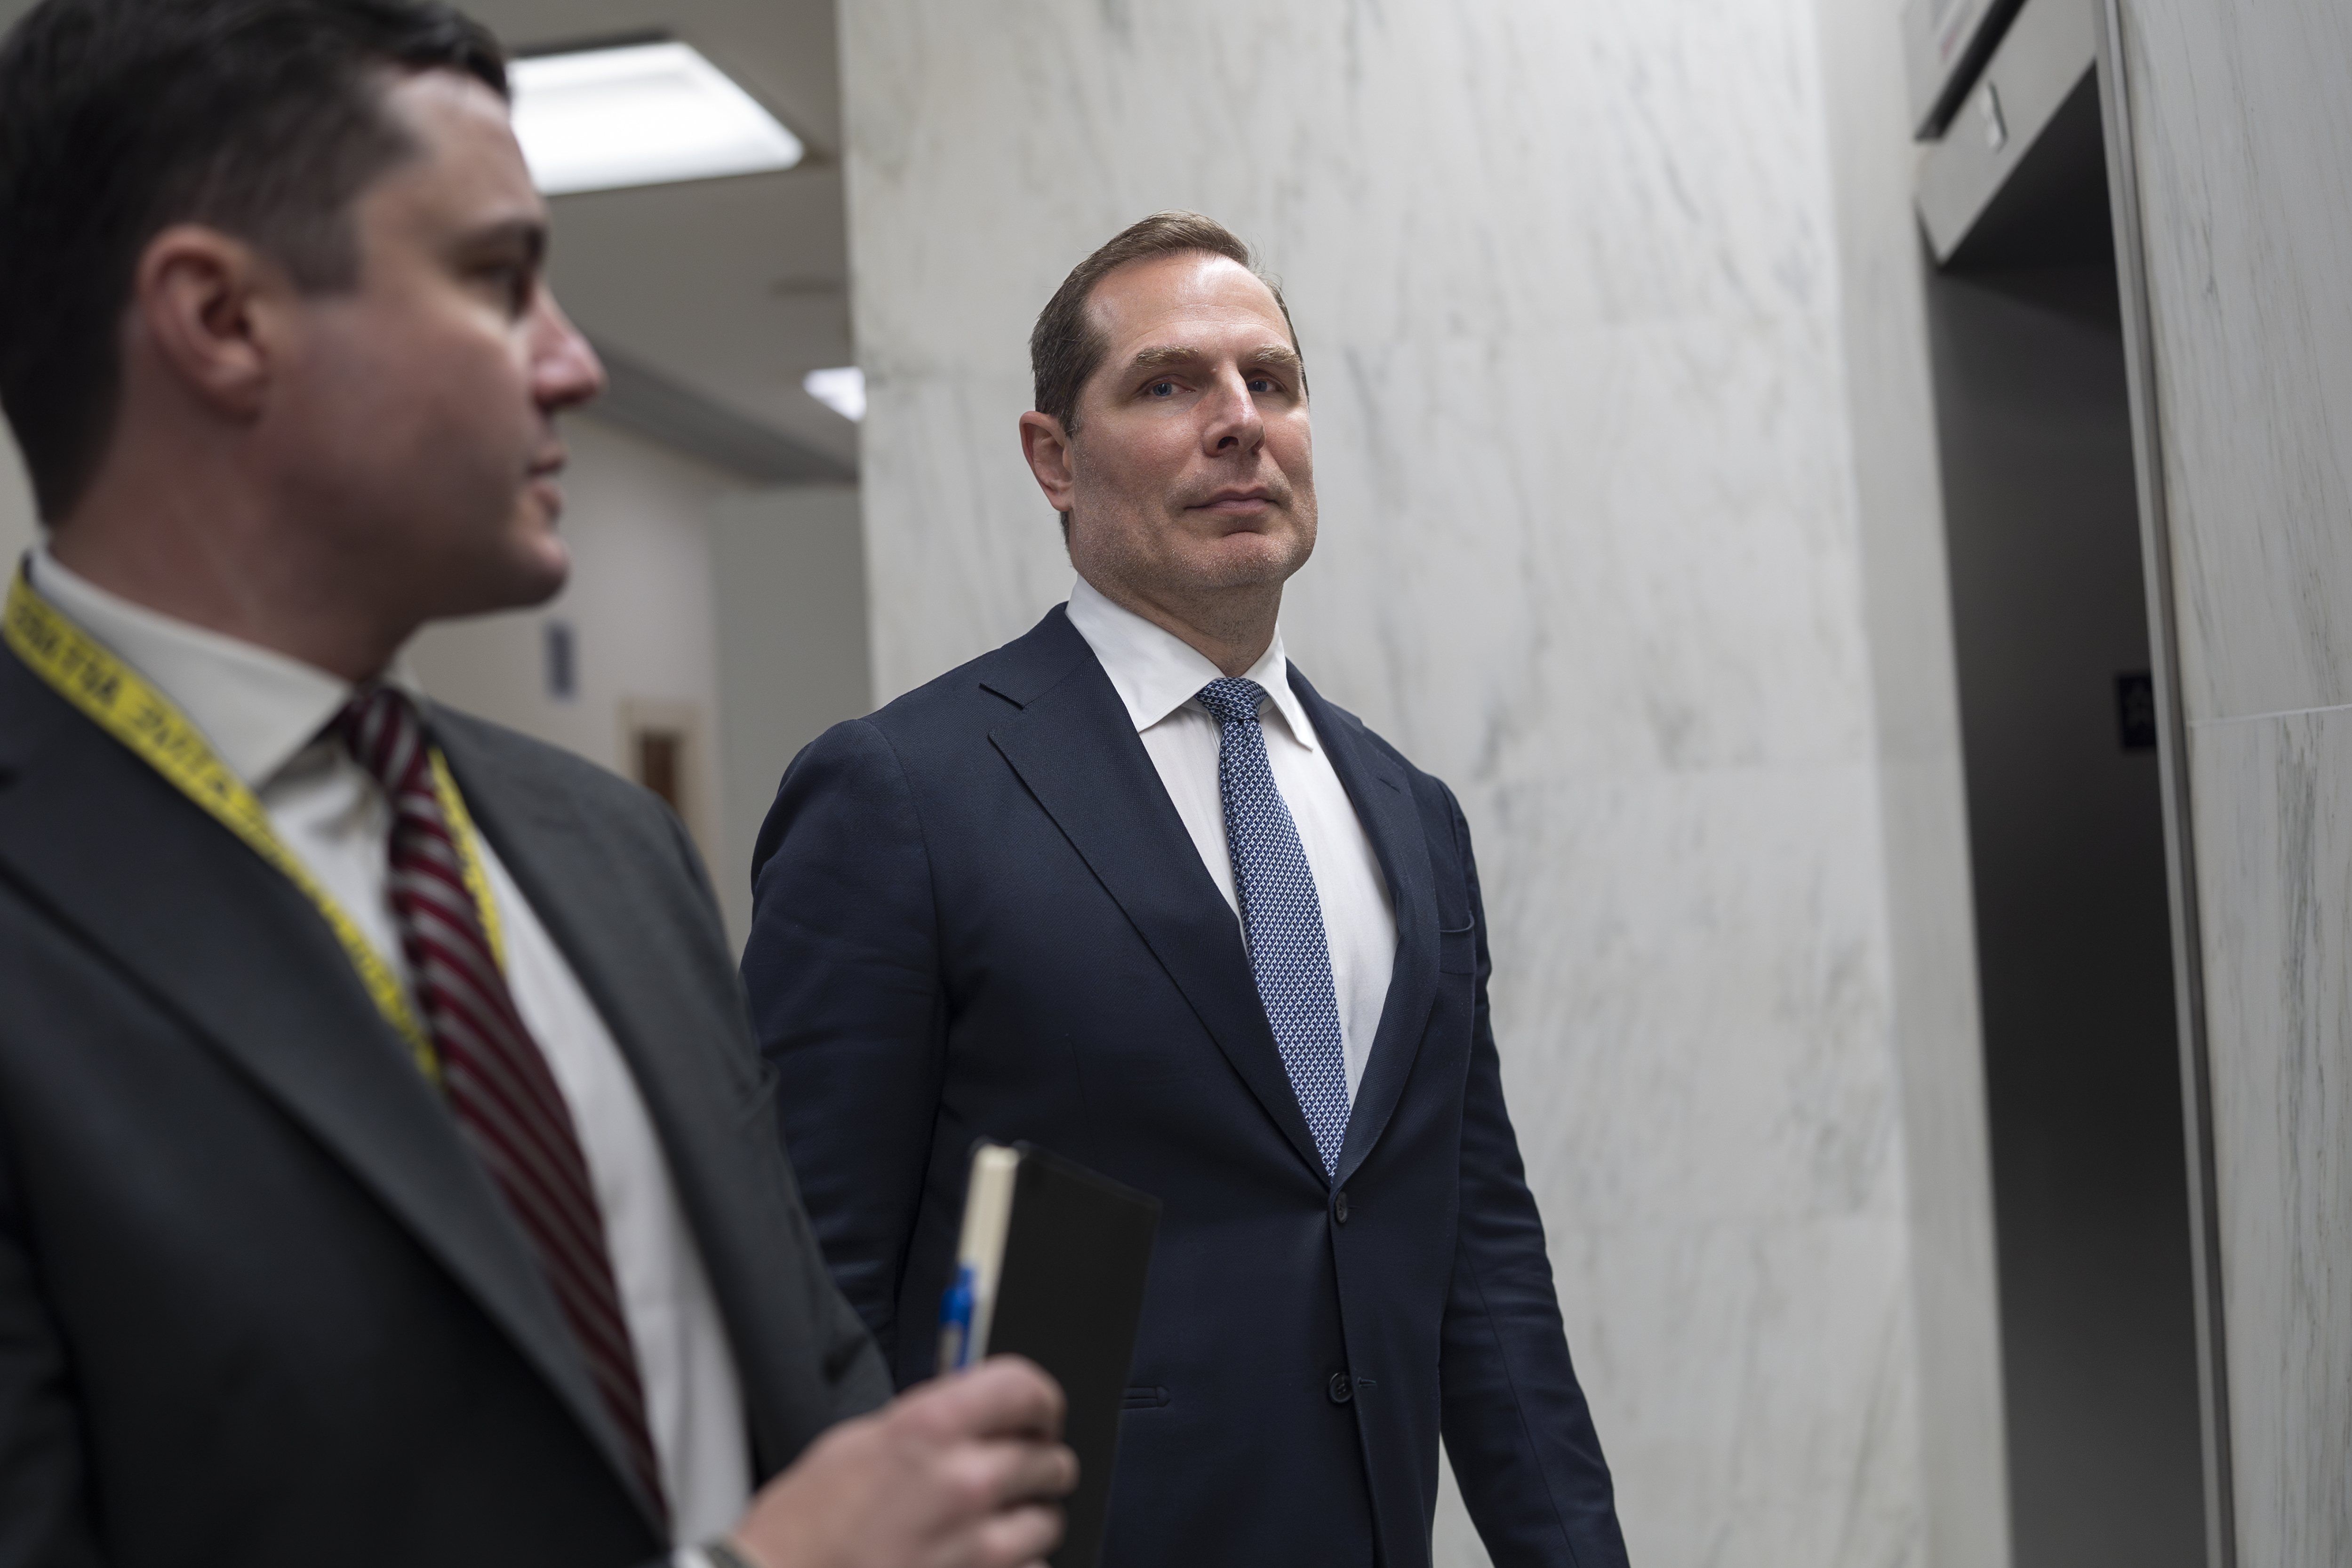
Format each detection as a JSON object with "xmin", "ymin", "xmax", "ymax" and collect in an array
[{"xmin": 1195, "ymin": 677, "xmax": 1351, "ymax": 1178}]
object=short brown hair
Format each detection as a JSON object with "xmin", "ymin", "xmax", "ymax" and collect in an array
[
  {"xmin": 0, "ymin": 0, "xmax": 507, "ymax": 520},
  {"xmin": 1028, "ymin": 210, "xmax": 1305, "ymax": 437}
]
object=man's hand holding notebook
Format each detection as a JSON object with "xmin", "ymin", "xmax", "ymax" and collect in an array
[
  {"xmin": 723, "ymin": 1356, "xmax": 1077, "ymax": 1568},
  {"xmin": 936, "ymin": 1143, "xmax": 1162, "ymax": 1568}
]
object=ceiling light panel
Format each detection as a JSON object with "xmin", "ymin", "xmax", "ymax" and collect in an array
[
  {"xmin": 804, "ymin": 367, "xmax": 865, "ymax": 422},
  {"xmin": 510, "ymin": 41, "xmax": 805, "ymax": 197}
]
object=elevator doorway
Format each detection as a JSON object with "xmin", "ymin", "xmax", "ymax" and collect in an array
[{"xmin": 1916, "ymin": 18, "xmax": 2209, "ymax": 1565}]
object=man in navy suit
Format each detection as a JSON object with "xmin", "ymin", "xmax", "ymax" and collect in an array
[{"xmin": 744, "ymin": 211, "xmax": 1629, "ymax": 1568}]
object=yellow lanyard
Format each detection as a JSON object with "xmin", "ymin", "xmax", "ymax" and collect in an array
[{"xmin": 2, "ymin": 567, "xmax": 508, "ymax": 1082}]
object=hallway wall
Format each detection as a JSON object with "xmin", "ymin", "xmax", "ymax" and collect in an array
[
  {"xmin": 0, "ymin": 433, "xmax": 31, "ymax": 567},
  {"xmin": 711, "ymin": 483, "xmax": 872, "ymax": 949},
  {"xmin": 408, "ymin": 413, "xmax": 735, "ymax": 877},
  {"xmin": 839, "ymin": 1, "xmax": 2002, "ymax": 1562}
]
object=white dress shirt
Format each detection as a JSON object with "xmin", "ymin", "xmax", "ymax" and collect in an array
[
  {"xmin": 1064, "ymin": 576, "xmax": 1397, "ymax": 1096},
  {"xmin": 29, "ymin": 549, "xmax": 749, "ymax": 1546}
]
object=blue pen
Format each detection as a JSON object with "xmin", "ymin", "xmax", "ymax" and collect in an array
[{"xmin": 937, "ymin": 1263, "xmax": 977, "ymax": 1372}]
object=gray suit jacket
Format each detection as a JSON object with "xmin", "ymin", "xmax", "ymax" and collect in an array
[{"xmin": 0, "ymin": 648, "xmax": 888, "ymax": 1567}]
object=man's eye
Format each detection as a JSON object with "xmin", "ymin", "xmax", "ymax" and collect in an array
[
  {"xmin": 1248, "ymin": 376, "xmax": 1278, "ymax": 393},
  {"xmin": 1145, "ymin": 381, "xmax": 1178, "ymax": 398},
  {"xmin": 482, "ymin": 264, "xmax": 534, "ymax": 315}
]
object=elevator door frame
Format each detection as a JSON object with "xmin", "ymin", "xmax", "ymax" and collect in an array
[{"xmin": 2091, "ymin": 4, "xmax": 2234, "ymax": 1562}]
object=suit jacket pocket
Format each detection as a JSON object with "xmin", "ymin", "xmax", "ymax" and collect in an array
[
  {"xmin": 1437, "ymin": 921, "xmax": 1478, "ymax": 976},
  {"xmin": 1121, "ymin": 1385, "xmax": 1171, "ymax": 1410}
]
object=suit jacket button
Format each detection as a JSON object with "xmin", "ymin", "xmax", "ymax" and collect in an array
[
  {"xmin": 1328, "ymin": 1371, "xmax": 1353, "ymax": 1404},
  {"xmin": 1334, "ymin": 1190, "xmax": 1351, "ymax": 1224}
]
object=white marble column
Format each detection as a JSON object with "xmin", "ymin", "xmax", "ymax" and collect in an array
[
  {"xmin": 840, "ymin": 2, "xmax": 2006, "ymax": 1562},
  {"xmin": 2115, "ymin": 2, "xmax": 2352, "ymax": 1558}
]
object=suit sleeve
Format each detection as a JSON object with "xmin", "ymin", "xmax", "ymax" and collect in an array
[
  {"xmin": 0, "ymin": 1118, "xmax": 104, "ymax": 1568},
  {"xmin": 1436, "ymin": 789, "xmax": 1631, "ymax": 1568},
  {"xmin": 741, "ymin": 719, "xmax": 945, "ymax": 1368}
]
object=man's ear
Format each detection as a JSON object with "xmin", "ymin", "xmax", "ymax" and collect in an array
[
  {"xmin": 130, "ymin": 224, "xmax": 287, "ymax": 420},
  {"xmin": 1018, "ymin": 410, "xmax": 1078, "ymax": 515}
]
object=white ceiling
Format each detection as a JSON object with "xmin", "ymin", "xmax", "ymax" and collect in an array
[{"xmin": 0, "ymin": 0, "xmax": 859, "ymax": 477}]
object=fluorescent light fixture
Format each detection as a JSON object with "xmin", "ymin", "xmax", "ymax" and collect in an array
[
  {"xmin": 510, "ymin": 41, "xmax": 804, "ymax": 196},
  {"xmin": 804, "ymin": 367, "xmax": 866, "ymax": 423}
]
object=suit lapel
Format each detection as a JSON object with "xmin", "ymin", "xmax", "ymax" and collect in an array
[
  {"xmin": 435, "ymin": 715, "xmax": 816, "ymax": 1484},
  {"xmin": 982, "ymin": 611, "xmax": 1328, "ymax": 1182},
  {"xmin": 0, "ymin": 657, "xmax": 639, "ymax": 1510},
  {"xmin": 1287, "ymin": 670, "xmax": 1440, "ymax": 1188}
]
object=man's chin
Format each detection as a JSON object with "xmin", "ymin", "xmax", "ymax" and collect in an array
[
  {"xmin": 1187, "ymin": 530, "xmax": 1311, "ymax": 589},
  {"xmin": 498, "ymin": 529, "xmax": 571, "ymax": 606},
  {"xmin": 430, "ymin": 539, "xmax": 571, "ymax": 622}
]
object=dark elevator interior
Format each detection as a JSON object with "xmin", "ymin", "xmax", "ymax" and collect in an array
[{"xmin": 1921, "ymin": 64, "xmax": 2208, "ymax": 1568}]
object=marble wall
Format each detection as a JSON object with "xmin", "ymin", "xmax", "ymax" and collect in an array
[
  {"xmin": 840, "ymin": 1, "xmax": 2005, "ymax": 1563},
  {"xmin": 2116, "ymin": 0, "xmax": 2352, "ymax": 1557}
]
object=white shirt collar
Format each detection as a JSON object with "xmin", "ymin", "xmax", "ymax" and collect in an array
[
  {"xmin": 27, "ymin": 545, "xmax": 421, "ymax": 788},
  {"xmin": 1064, "ymin": 575, "xmax": 1318, "ymax": 752}
]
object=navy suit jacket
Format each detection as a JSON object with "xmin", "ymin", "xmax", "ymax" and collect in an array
[{"xmin": 745, "ymin": 607, "xmax": 1626, "ymax": 1568}]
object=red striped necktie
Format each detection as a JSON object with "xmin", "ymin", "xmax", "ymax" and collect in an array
[{"xmin": 337, "ymin": 685, "xmax": 667, "ymax": 1522}]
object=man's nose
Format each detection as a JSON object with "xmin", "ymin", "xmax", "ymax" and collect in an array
[
  {"xmin": 532, "ymin": 290, "xmax": 608, "ymax": 412},
  {"xmin": 1200, "ymin": 366, "xmax": 1264, "ymax": 454}
]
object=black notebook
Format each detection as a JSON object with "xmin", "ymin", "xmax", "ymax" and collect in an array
[{"xmin": 936, "ymin": 1141, "xmax": 1161, "ymax": 1568}]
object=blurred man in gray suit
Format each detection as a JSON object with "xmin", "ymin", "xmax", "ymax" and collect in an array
[{"xmin": 0, "ymin": 2, "xmax": 1071, "ymax": 1565}]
